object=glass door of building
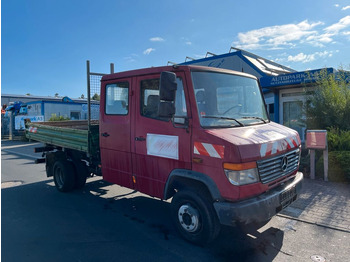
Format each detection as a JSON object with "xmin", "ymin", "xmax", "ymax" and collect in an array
[{"xmin": 279, "ymin": 89, "xmax": 306, "ymax": 142}]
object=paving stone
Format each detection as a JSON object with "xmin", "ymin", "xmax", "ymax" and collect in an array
[{"xmin": 281, "ymin": 178, "xmax": 350, "ymax": 232}]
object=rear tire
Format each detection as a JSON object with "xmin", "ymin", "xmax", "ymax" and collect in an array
[
  {"xmin": 73, "ymin": 162, "xmax": 88, "ymax": 189},
  {"xmin": 53, "ymin": 160, "xmax": 75, "ymax": 192},
  {"xmin": 171, "ymin": 190, "xmax": 220, "ymax": 245}
]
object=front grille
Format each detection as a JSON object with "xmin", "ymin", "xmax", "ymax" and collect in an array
[{"xmin": 257, "ymin": 148, "xmax": 300, "ymax": 184}]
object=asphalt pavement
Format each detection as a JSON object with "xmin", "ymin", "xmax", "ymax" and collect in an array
[
  {"xmin": 2, "ymin": 140, "xmax": 350, "ymax": 261},
  {"xmin": 3, "ymin": 139, "xmax": 350, "ymax": 233}
]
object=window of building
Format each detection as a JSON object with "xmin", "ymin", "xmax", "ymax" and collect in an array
[
  {"xmin": 70, "ymin": 111, "xmax": 80, "ymax": 120},
  {"xmin": 105, "ymin": 82, "xmax": 129, "ymax": 115}
]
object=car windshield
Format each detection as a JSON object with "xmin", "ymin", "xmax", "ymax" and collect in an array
[{"xmin": 191, "ymin": 71, "xmax": 269, "ymax": 128}]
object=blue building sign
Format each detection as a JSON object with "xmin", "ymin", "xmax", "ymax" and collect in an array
[{"xmin": 260, "ymin": 68, "xmax": 335, "ymax": 88}]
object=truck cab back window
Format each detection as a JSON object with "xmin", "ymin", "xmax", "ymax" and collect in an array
[{"xmin": 105, "ymin": 82, "xmax": 129, "ymax": 115}]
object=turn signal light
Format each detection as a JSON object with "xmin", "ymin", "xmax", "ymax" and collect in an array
[{"xmin": 223, "ymin": 162, "xmax": 256, "ymax": 171}]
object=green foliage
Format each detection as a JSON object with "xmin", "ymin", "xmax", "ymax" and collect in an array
[
  {"xmin": 327, "ymin": 128, "xmax": 350, "ymax": 151},
  {"xmin": 299, "ymin": 149, "xmax": 310, "ymax": 174},
  {"xmin": 304, "ymin": 69, "xmax": 350, "ymax": 131},
  {"xmin": 91, "ymin": 93, "xmax": 100, "ymax": 101},
  {"xmin": 316, "ymin": 151, "xmax": 350, "ymax": 182},
  {"xmin": 336, "ymin": 152, "xmax": 350, "ymax": 180},
  {"xmin": 49, "ymin": 114, "xmax": 70, "ymax": 121}
]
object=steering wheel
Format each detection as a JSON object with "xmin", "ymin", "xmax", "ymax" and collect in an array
[{"xmin": 223, "ymin": 104, "xmax": 242, "ymax": 115}]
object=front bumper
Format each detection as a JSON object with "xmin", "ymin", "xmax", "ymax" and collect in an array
[{"xmin": 214, "ymin": 172, "xmax": 303, "ymax": 226}]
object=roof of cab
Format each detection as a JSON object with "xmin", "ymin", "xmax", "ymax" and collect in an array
[{"xmin": 101, "ymin": 65, "xmax": 257, "ymax": 82}]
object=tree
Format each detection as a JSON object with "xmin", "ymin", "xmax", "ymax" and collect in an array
[
  {"xmin": 54, "ymin": 93, "xmax": 59, "ymax": 98},
  {"xmin": 304, "ymin": 69, "xmax": 350, "ymax": 131},
  {"xmin": 80, "ymin": 94, "xmax": 85, "ymax": 99},
  {"xmin": 91, "ymin": 93, "xmax": 100, "ymax": 101}
]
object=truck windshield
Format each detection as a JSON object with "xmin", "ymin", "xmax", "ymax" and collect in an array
[{"xmin": 191, "ymin": 71, "xmax": 269, "ymax": 128}]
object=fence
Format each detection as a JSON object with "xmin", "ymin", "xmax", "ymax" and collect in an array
[
  {"xmin": 86, "ymin": 60, "xmax": 114, "ymax": 124},
  {"xmin": 1, "ymin": 115, "xmax": 10, "ymax": 139},
  {"xmin": 1, "ymin": 112, "xmax": 25, "ymax": 140}
]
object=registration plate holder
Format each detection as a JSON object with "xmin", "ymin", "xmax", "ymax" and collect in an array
[{"xmin": 280, "ymin": 186, "xmax": 297, "ymax": 209}]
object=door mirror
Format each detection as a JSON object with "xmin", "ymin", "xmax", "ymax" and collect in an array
[
  {"xmin": 158, "ymin": 71, "xmax": 177, "ymax": 118},
  {"xmin": 159, "ymin": 71, "xmax": 177, "ymax": 101},
  {"xmin": 158, "ymin": 101, "xmax": 175, "ymax": 118}
]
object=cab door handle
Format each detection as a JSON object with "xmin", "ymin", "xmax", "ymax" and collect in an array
[
  {"xmin": 135, "ymin": 136, "xmax": 146, "ymax": 141},
  {"xmin": 101, "ymin": 132, "xmax": 110, "ymax": 137}
]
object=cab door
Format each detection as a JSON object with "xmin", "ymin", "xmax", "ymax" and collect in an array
[
  {"xmin": 132, "ymin": 72, "xmax": 192, "ymax": 198},
  {"xmin": 100, "ymin": 78, "xmax": 134, "ymax": 189}
]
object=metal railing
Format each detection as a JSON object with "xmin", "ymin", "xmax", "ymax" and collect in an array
[{"xmin": 86, "ymin": 60, "xmax": 114, "ymax": 125}]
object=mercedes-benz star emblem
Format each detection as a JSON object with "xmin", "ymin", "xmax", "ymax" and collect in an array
[{"xmin": 281, "ymin": 156, "xmax": 288, "ymax": 172}]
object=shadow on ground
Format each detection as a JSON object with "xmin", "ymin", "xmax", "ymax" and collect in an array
[{"xmin": 2, "ymin": 178, "xmax": 285, "ymax": 262}]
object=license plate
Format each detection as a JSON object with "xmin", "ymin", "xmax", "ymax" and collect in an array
[{"xmin": 280, "ymin": 186, "xmax": 296, "ymax": 209}]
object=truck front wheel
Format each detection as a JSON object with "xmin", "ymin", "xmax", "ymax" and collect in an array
[
  {"xmin": 53, "ymin": 160, "xmax": 75, "ymax": 192},
  {"xmin": 171, "ymin": 190, "xmax": 220, "ymax": 245}
]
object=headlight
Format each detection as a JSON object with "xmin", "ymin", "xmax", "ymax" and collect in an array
[{"xmin": 223, "ymin": 162, "xmax": 259, "ymax": 186}]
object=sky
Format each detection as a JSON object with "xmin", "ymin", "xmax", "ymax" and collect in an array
[{"xmin": 2, "ymin": 0, "xmax": 350, "ymax": 98}]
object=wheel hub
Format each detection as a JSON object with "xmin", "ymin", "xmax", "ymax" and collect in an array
[{"xmin": 178, "ymin": 204, "xmax": 200, "ymax": 232}]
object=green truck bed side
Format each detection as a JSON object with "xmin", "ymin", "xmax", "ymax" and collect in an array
[{"xmin": 25, "ymin": 120, "xmax": 99, "ymax": 155}]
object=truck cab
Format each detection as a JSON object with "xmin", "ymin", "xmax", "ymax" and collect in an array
[{"xmin": 99, "ymin": 65, "xmax": 303, "ymax": 244}]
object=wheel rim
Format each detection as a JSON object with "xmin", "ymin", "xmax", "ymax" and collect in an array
[{"xmin": 178, "ymin": 204, "xmax": 200, "ymax": 233}]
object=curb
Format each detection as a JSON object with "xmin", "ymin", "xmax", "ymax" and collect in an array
[{"xmin": 277, "ymin": 213, "xmax": 350, "ymax": 233}]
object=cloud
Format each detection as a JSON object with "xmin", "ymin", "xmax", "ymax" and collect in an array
[
  {"xmin": 342, "ymin": 6, "xmax": 350, "ymax": 10},
  {"xmin": 324, "ymin": 15, "xmax": 350, "ymax": 34},
  {"xmin": 304, "ymin": 16, "xmax": 350, "ymax": 46},
  {"xmin": 124, "ymin": 54, "xmax": 138, "ymax": 63},
  {"xmin": 124, "ymin": 57, "xmax": 136, "ymax": 63},
  {"xmin": 234, "ymin": 20, "xmax": 323, "ymax": 50},
  {"xmin": 234, "ymin": 16, "xmax": 350, "ymax": 50},
  {"xmin": 287, "ymin": 51, "xmax": 333, "ymax": 63},
  {"xmin": 305, "ymin": 33, "xmax": 334, "ymax": 47},
  {"xmin": 288, "ymin": 53, "xmax": 314, "ymax": 63},
  {"xmin": 180, "ymin": 37, "xmax": 192, "ymax": 45},
  {"xmin": 143, "ymin": 48, "xmax": 155, "ymax": 55},
  {"xmin": 150, "ymin": 37, "xmax": 164, "ymax": 42}
]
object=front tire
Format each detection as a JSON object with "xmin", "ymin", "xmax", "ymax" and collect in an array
[
  {"xmin": 53, "ymin": 160, "xmax": 75, "ymax": 192},
  {"xmin": 171, "ymin": 190, "xmax": 220, "ymax": 245}
]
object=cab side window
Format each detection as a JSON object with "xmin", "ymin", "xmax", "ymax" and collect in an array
[
  {"xmin": 105, "ymin": 82, "xmax": 129, "ymax": 115},
  {"xmin": 140, "ymin": 77, "xmax": 187, "ymax": 120},
  {"xmin": 141, "ymin": 79, "xmax": 160, "ymax": 119}
]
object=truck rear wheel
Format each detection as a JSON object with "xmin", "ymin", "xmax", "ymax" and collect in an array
[
  {"xmin": 171, "ymin": 190, "xmax": 220, "ymax": 245},
  {"xmin": 73, "ymin": 162, "xmax": 88, "ymax": 189},
  {"xmin": 53, "ymin": 160, "xmax": 75, "ymax": 192}
]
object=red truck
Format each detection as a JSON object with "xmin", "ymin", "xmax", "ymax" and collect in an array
[{"xmin": 26, "ymin": 65, "xmax": 303, "ymax": 244}]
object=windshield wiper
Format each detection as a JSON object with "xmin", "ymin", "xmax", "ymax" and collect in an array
[
  {"xmin": 242, "ymin": 116, "xmax": 267, "ymax": 123},
  {"xmin": 202, "ymin": 115, "xmax": 245, "ymax": 127}
]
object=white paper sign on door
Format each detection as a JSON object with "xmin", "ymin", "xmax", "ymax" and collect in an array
[{"xmin": 147, "ymin": 134, "xmax": 179, "ymax": 160}]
